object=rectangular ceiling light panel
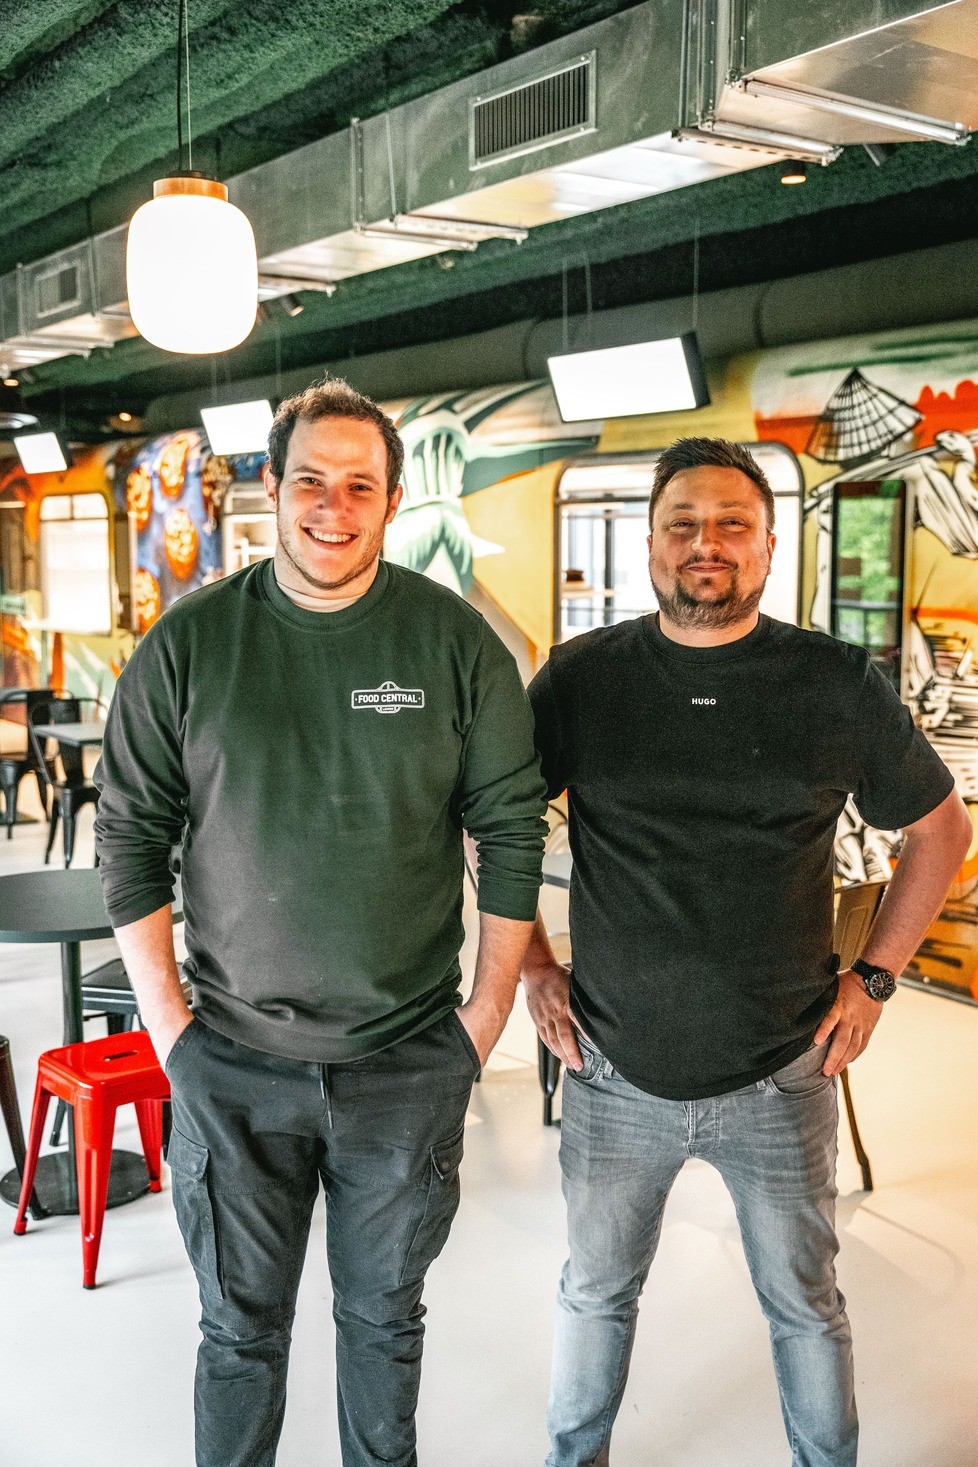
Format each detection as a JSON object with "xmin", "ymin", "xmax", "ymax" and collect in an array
[
  {"xmin": 14, "ymin": 431, "xmax": 70, "ymax": 474},
  {"xmin": 201, "ymin": 399, "xmax": 274, "ymax": 455},
  {"xmin": 548, "ymin": 334, "xmax": 710, "ymax": 423}
]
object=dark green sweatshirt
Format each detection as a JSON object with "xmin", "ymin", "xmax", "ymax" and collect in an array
[{"xmin": 94, "ymin": 558, "xmax": 547, "ymax": 1061}]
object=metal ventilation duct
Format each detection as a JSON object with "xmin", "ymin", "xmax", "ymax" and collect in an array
[
  {"xmin": 1, "ymin": 0, "xmax": 975, "ymax": 379},
  {"xmin": 701, "ymin": 0, "xmax": 977, "ymax": 151}
]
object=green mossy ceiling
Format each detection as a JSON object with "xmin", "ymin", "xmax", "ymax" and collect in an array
[{"xmin": 3, "ymin": 0, "xmax": 978, "ymax": 434}]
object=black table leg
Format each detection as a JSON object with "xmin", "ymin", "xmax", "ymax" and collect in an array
[{"xmin": 61, "ymin": 940, "xmax": 84, "ymax": 1045}]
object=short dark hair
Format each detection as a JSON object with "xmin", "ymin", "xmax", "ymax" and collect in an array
[
  {"xmin": 649, "ymin": 437, "xmax": 775, "ymax": 532},
  {"xmin": 267, "ymin": 378, "xmax": 404, "ymax": 495}
]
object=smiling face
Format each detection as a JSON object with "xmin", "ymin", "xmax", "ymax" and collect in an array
[
  {"xmin": 648, "ymin": 466, "xmax": 775, "ymax": 641},
  {"xmin": 263, "ymin": 415, "xmax": 402, "ymax": 600}
]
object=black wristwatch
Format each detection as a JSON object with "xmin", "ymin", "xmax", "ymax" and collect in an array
[{"xmin": 851, "ymin": 957, "xmax": 897, "ymax": 1003}]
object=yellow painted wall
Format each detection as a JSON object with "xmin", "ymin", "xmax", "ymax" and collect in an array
[
  {"xmin": 463, "ymin": 462, "xmax": 561, "ymax": 654},
  {"xmin": 911, "ymin": 526, "xmax": 978, "ymax": 653}
]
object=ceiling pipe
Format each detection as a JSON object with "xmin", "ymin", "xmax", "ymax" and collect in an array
[{"xmin": 145, "ymin": 234, "xmax": 978, "ymax": 432}]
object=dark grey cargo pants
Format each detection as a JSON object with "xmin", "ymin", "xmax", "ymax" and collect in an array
[{"xmin": 164, "ymin": 1009, "xmax": 480, "ymax": 1467}]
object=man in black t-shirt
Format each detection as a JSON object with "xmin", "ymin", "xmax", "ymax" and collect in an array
[{"xmin": 524, "ymin": 437, "xmax": 970, "ymax": 1467}]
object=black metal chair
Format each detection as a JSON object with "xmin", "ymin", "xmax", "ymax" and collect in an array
[
  {"xmin": 0, "ymin": 688, "xmax": 59, "ymax": 838},
  {"xmin": 28, "ymin": 696, "xmax": 104, "ymax": 867}
]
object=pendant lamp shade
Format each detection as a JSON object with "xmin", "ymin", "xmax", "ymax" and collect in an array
[{"xmin": 126, "ymin": 177, "xmax": 258, "ymax": 354}]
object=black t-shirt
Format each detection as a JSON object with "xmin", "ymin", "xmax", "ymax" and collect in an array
[{"xmin": 529, "ymin": 614, "xmax": 954, "ymax": 1100}]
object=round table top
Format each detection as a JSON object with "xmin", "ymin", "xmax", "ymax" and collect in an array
[{"xmin": 0, "ymin": 867, "xmax": 181, "ymax": 943}]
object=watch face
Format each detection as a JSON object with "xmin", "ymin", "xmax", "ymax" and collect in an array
[
  {"xmin": 853, "ymin": 958, "xmax": 896, "ymax": 1001},
  {"xmin": 864, "ymin": 969, "xmax": 896, "ymax": 1002}
]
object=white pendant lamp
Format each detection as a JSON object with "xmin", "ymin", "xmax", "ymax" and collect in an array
[
  {"xmin": 125, "ymin": 0, "xmax": 257, "ymax": 355},
  {"xmin": 127, "ymin": 175, "xmax": 257, "ymax": 354}
]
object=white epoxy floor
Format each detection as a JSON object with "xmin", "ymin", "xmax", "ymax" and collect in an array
[{"xmin": 1, "ymin": 786, "xmax": 976, "ymax": 1465}]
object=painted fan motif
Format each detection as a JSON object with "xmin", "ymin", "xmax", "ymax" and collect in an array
[{"xmin": 806, "ymin": 369, "xmax": 922, "ymax": 464}]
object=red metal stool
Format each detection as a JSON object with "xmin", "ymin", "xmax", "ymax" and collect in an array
[{"xmin": 14, "ymin": 1030, "xmax": 169, "ymax": 1288}]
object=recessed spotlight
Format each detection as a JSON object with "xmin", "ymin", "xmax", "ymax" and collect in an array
[
  {"xmin": 118, "ymin": 411, "xmax": 133, "ymax": 423},
  {"xmin": 3, "ymin": 376, "xmax": 19, "ymax": 388},
  {"xmin": 780, "ymin": 160, "xmax": 808, "ymax": 185}
]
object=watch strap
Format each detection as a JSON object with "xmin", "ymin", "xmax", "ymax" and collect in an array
[{"xmin": 852, "ymin": 956, "xmax": 896, "ymax": 1001}]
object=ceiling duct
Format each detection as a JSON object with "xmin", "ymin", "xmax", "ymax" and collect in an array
[
  {"xmin": 701, "ymin": 0, "xmax": 977, "ymax": 150},
  {"xmin": 2, "ymin": 0, "xmax": 977, "ymax": 380}
]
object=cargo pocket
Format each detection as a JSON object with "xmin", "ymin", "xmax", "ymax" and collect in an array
[
  {"xmin": 167, "ymin": 1127, "xmax": 224, "ymax": 1308},
  {"xmin": 398, "ymin": 1123, "xmax": 465, "ymax": 1286}
]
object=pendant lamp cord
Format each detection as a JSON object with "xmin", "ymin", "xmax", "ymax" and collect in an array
[
  {"xmin": 692, "ymin": 215, "xmax": 700, "ymax": 333},
  {"xmin": 176, "ymin": 0, "xmax": 193, "ymax": 172}
]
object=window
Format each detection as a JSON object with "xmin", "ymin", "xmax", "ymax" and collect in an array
[
  {"xmin": 830, "ymin": 479, "xmax": 905, "ymax": 689},
  {"xmin": 40, "ymin": 492, "xmax": 113, "ymax": 634}
]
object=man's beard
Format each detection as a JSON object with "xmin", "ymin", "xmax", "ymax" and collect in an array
[
  {"xmin": 275, "ymin": 507, "xmax": 385, "ymax": 593},
  {"xmin": 650, "ymin": 560, "xmax": 768, "ymax": 629}
]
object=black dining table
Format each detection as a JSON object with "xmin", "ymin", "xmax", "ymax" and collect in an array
[
  {"xmin": 32, "ymin": 721, "xmax": 105, "ymax": 749},
  {"xmin": 0, "ymin": 867, "xmax": 182, "ymax": 1216}
]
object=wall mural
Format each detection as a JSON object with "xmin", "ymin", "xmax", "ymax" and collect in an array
[
  {"xmin": 384, "ymin": 384, "xmax": 598, "ymax": 595},
  {"xmin": 753, "ymin": 323, "xmax": 978, "ymax": 1000},
  {"xmin": 124, "ymin": 429, "xmax": 228, "ymax": 633}
]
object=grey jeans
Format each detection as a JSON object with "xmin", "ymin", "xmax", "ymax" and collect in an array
[
  {"xmin": 547, "ymin": 1036, "xmax": 856, "ymax": 1467},
  {"xmin": 164, "ymin": 1009, "xmax": 480, "ymax": 1467}
]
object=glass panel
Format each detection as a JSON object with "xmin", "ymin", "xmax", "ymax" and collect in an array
[
  {"xmin": 560, "ymin": 502, "xmax": 658, "ymax": 639},
  {"xmin": 39, "ymin": 495, "xmax": 71, "ymax": 521},
  {"xmin": 40, "ymin": 519, "xmax": 112, "ymax": 634},
  {"xmin": 763, "ymin": 493, "xmax": 800, "ymax": 624},
  {"xmin": 831, "ymin": 479, "xmax": 905, "ymax": 688},
  {"xmin": 556, "ymin": 443, "xmax": 804, "ymax": 642},
  {"xmin": 71, "ymin": 492, "xmax": 108, "ymax": 519}
]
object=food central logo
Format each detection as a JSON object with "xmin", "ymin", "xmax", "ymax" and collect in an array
[{"xmin": 352, "ymin": 680, "xmax": 426, "ymax": 714}]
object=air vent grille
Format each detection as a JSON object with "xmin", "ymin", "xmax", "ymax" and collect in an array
[
  {"xmin": 36, "ymin": 263, "xmax": 81, "ymax": 318},
  {"xmin": 470, "ymin": 53, "xmax": 595, "ymax": 168}
]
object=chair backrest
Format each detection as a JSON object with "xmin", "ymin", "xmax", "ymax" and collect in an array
[
  {"xmin": 1, "ymin": 688, "xmax": 56, "ymax": 761},
  {"xmin": 833, "ymin": 881, "xmax": 887, "ymax": 971},
  {"xmin": 28, "ymin": 695, "xmax": 90, "ymax": 788}
]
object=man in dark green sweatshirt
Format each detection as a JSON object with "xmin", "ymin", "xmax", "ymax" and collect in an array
[{"xmin": 94, "ymin": 379, "xmax": 547, "ymax": 1467}]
